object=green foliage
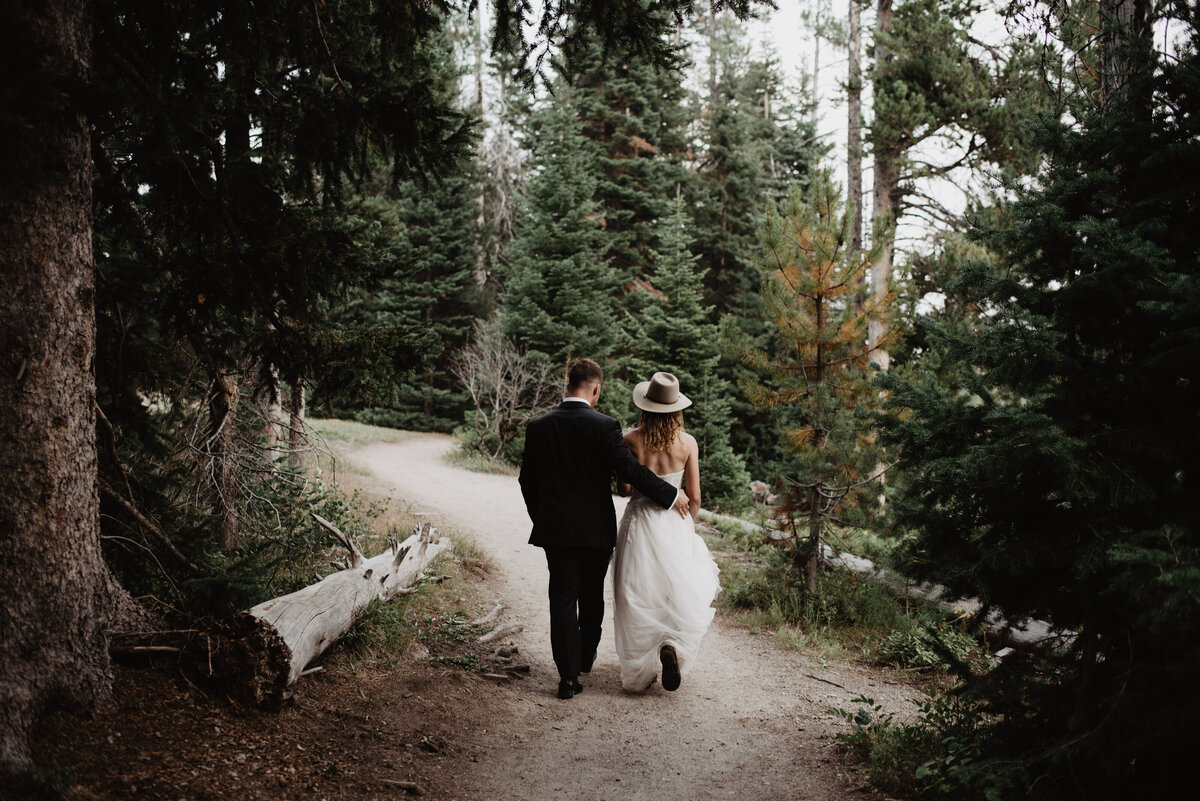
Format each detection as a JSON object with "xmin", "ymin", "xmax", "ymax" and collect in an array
[
  {"xmin": 873, "ymin": 623, "xmax": 992, "ymax": 672},
  {"xmin": 492, "ymin": 0, "xmax": 767, "ymax": 81},
  {"xmin": 637, "ymin": 191, "xmax": 752, "ymax": 511},
  {"xmin": 835, "ymin": 689, "xmax": 1018, "ymax": 801},
  {"xmin": 691, "ymin": 15, "xmax": 826, "ymax": 477},
  {"xmin": 870, "ymin": 0, "xmax": 1051, "ymax": 216},
  {"xmin": 176, "ymin": 480, "xmax": 386, "ymax": 622},
  {"xmin": 338, "ymin": 596, "xmax": 420, "ymax": 659},
  {"xmin": 500, "ymin": 81, "xmax": 617, "ymax": 369},
  {"xmin": 876, "ymin": 6, "xmax": 1200, "ymax": 796},
  {"xmin": 319, "ymin": 158, "xmax": 483, "ymax": 430},
  {"xmin": 719, "ymin": 545, "xmax": 910, "ymax": 636},
  {"xmin": 725, "ymin": 173, "xmax": 885, "ymax": 583}
]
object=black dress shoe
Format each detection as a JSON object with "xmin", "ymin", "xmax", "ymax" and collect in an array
[
  {"xmin": 660, "ymin": 644, "xmax": 681, "ymax": 692},
  {"xmin": 557, "ymin": 678, "xmax": 584, "ymax": 699}
]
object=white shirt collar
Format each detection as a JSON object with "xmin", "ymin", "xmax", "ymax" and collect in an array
[{"xmin": 562, "ymin": 396, "xmax": 591, "ymax": 407}]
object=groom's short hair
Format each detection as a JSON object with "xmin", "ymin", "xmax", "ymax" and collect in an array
[{"xmin": 567, "ymin": 358, "xmax": 603, "ymax": 390}]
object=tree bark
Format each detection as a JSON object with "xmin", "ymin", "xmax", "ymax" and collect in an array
[
  {"xmin": 288, "ymin": 374, "xmax": 307, "ymax": 469},
  {"xmin": 867, "ymin": 0, "xmax": 896, "ymax": 373},
  {"xmin": 0, "ymin": 0, "xmax": 144, "ymax": 774},
  {"xmin": 208, "ymin": 370, "xmax": 242, "ymax": 553},
  {"xmin": 1099, "ymin": 0, "xmax": 1151, "ymax": 113},
  {"xmin": 264, "ymin": 362, "xmax": 283, "ymax": 452},
  {"xmin": 806, "ymin": 486, "xmax": 821, "ymax": 594},
  {"xmin": 847, "ymin": 0, "xmax": 864, "ymax": 254},
  {"xmin": 203, "ymin": 521, "xmax": 450, "ymax": 708}
]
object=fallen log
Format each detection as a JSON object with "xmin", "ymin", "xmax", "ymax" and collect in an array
[
  {"xmin": 201, "ymin": 518, "xmax": 450, "ymax": 707},
  {"xmin": 696, "ymin": 508, "xmax": 1069, "ymax": 650}
]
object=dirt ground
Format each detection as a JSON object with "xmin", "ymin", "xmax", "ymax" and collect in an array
[{"xmin": 25, "ymin": 432, "xmax": 919, "ymax": 801}]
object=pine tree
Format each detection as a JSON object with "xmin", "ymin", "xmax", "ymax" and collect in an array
[
  {"xmin": 319, "ymin": 166, "xmax": 481, "ymax": 431},
  {"xmin": 553, "ymin": 28, "xmax": 694, "ymax": 422},
  {"xmin": 867, "ymin": 0, "xmax": 1051, "ymax": 370},
  {"xmin": 90, "ymin": 0, "xmax": 471, "ymax": 553},
  {"xmin": 641, "ymin": 191, "xmax": 751, "ymax": 511},
  {"xmin": 500, "ymin": 82, "xmax": 617, "ymax": 373},
  {"xmin": 877, "ymin": 4, "xmax": 1199, "ymax": 795},
  {"xmin": 695, "ymin": 14, "xmax": 826, "ymax": 478},
  {"xmin": 725, "ymin": 173, "xmax": 884, "ymax": 591}
]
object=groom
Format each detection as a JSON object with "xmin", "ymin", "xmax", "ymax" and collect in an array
[{"xmin": 519, "ymin": 359, "xmax": 689, "ymax": 699}]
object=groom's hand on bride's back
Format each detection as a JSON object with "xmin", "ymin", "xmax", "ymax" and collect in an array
[{"xmin": 674, "ymin": 489, "xmax": 690, "ymax": 519}]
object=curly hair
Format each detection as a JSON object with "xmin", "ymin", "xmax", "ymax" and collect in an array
[{"xmin": 638, "ymin": 410, "xmax": 682, "ymax": 452}]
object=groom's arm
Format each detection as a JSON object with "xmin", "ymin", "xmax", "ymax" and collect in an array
[{"xmin": 518, "ymin": 424, "xmax": 541, "ymax": 521}]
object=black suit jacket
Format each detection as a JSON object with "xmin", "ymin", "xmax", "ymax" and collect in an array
[{"xmin": 519, "ymin": 401, "xmax": 677, "ymax": 549}]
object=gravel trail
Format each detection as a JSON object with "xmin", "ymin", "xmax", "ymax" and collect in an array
[{"xmin": 356, "ymin": 433, "xmax": 916, "ymax": 801}]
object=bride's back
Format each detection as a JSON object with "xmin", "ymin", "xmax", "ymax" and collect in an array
[{"xmin": 626, "ymin": 426, "xmax": 692, "ymax": 476}]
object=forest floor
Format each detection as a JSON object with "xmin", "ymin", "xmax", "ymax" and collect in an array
[{"xmin": 26, "ymin": 430, "xmax": 920, "ymax": 801}]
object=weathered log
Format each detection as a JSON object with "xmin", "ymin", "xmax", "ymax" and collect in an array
[
  {"xmin": 202, "ymin": 520, "xmax": 450, "ymax": 707},
  {"xmin": 696, "ymin": 509, "xmax": 1069, "ymax": 650}
]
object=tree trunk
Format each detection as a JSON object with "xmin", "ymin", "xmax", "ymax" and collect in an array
[
  {"xmin": 203, "ymin": 521, "xmax": 450, "ymax": 708},
  {"xmin": 289, "ymin": 374, "xmax": 307, "ymax": 470},
  {"xmin": 209, "ymin": 370, "xmax": 242, "ymax": 553},
  {"xmin": 0, "ymin": 0, "xmax": 144, "ymax": 774},
  {"xmin": 867, "ymin": 0, "xmax": 896, "ymax": 372},
  {"xmin": 264, "ymin": 362, "xmax": 283, "ymax": 452},
  {"xmin": 806, "ymin": 486, "xmax": 821, "ymax": 594},
  {"xmin": 847, "ymin": 0, "xmax": 864, "ymax": 254},
  {"xmin": 1099, "ymin": 0, "xmax": 1150, "ymax": 113}
]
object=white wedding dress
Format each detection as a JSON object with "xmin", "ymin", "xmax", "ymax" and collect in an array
[{"xmin": 613, "ymin": 470, "xmax": 720, "ymax": 691}]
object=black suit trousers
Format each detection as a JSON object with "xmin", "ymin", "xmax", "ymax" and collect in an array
[{"xmin": 544, "ymin": 546, "xmax": 613, "ymax": 681}]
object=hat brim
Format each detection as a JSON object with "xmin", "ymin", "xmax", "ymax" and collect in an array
[{"xmin": 632, "ymin": 381, "xmax": 692, "ymax": 413}]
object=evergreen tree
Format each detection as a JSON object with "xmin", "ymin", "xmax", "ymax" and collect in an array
[
  {"xmin": 694, "ymin": 14, "xmax": 825, "ymax": 477},
  {"xmin": 555, "ymin": 28, "xmax": 694, "ymax": 422},
  {"xmin": 319, "ymin": 166, "xmax": 481, "ymax": 431},
  {"xmin": 866, "ymin": 0, "xmax": 1051, "ymax": 370},
  {"xmin": 725, "ymin": 174, "xmax": 884, "ymax": 590},
  {"xmin": 694, "ymin": 15, "xmax": 823, "ymax": 326},
  {"xmin": 877, "ymin": 4, "xmax": 1199, "ymax": 795},
  {"xmin": 563, "ymin": 31, "xmax": 691, "ymax": 284},
  {"xmin": 641, "ymin": 191, "xmax": 751, "ymax": 511},
  {"xmin": 90, "ymin": 0, "xmax": 470, "ymax": 553},
  {"xmin": 500, "ymin": 83, "xmax": 617, "ymax": 373}
]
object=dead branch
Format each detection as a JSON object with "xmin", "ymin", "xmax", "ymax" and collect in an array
[{"xmin": 310, "ymin": 512, "xmax": 365, "ymax": 568}]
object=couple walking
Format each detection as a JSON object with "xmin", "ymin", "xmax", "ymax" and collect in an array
[{"xmin": 519, "ymin": 359, "xmax": 720, "ymax": 699}]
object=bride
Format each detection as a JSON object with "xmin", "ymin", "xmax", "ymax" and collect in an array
[{"xmin": 613, "ymin": 372, "xmax": 720, "ymax": 692}]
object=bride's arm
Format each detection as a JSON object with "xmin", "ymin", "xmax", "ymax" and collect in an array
[{"xmin": 684, "ymin": 435, "xmax": 701, "ymax": 519}]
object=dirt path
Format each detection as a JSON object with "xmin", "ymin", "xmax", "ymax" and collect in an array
[{"xmin": 356, "ymin": 433, "xmax": 917, "ymax": 801}]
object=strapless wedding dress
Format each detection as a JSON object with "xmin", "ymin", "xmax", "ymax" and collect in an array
[{"xmin": 613, "ymin": 470, "xmax": 720, "ymax": 691}]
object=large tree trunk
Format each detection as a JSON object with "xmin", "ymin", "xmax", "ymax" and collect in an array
[
  {"xmin": 204, "ymin": 521, "xmax": 450, "ymax": 708},
  {"xmin": 868, "ymin": 0, "xmax": 896, "ymax": 372},
  {"xmin": 0, "ymin": 0, "xmax": 144, "ymax": 774}
]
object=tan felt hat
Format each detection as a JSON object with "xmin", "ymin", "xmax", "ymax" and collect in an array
[{"xmin": 632, "ymin": 371, "xmax": 692, "ymax": 413}]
